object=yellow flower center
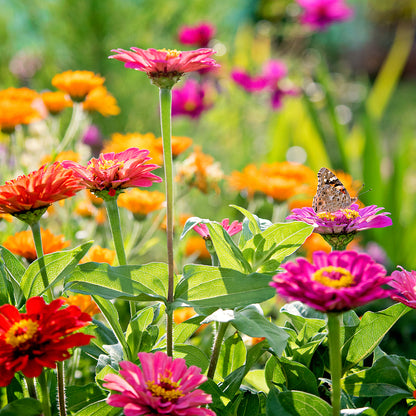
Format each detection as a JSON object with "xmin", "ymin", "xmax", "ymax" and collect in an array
[
  {"xmin": 184, "ymin": 101, "xmax": 197, "ymax": 111},
  {"xmin": 97, "ymin": 159, "xmax": 123, "ymax": 170},
  {"xmin": 317, "ymin": 212, "xmax": 336, "ymax": 221},
  {"xmin": 158, "ymin": 49, "xmax": 181, "ymax": 59},
  {"xmin": 146, "ymin": 372, "xmax": 184, "ymax": 402},
  {"xmin": 341, "ymin": 208, "xmax": 360, "ymax": 219},
  {"xmin": 312, "ymin": 266, "xmax": 355, "ymax": 288},
  {"xmin": 5, "ymin": 319, "xmax": 39, "ymax": 347}
]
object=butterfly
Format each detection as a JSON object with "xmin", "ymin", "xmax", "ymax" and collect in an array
[{"xmin": 312, "ymin": 167, "xmax": 357, "ymax": 213}]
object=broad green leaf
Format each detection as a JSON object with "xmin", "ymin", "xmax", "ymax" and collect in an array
[
  {"xmin": 0, "ymin": 246, "xmax": 26, "ymax": 283},
  {"xmin": 176, "ymin": 265, "xmax": 275, "ymax": 309},
  {"xmin": 21, "ymin": 241, "xmax": 93, "ymax": 298},
  {"xmin": 216, "ymin": 332, "xmax": 246, "ymax": 382},
  {"xmin": 173, "ymin": 344, "xmax": 210, "ymax": 373},
  {"xmin": 199, "ymin": 379, "xmax": 228, "ymax": 415},
  {"xmin": 342, "ymin": 355, "xmax": 416, "ymax": 397},
  {"xmin": 65, "ymin": 262, "xmax": 171, "ymax": 303},
  {"xmin": 343, "ymin": 303, "xmax": 410, "ymax": 371},
  {"xmin": 244, "ymin": 369, "xmax": 270, "ymax": 393},
  {"xmin": 174, "ymin": 315, "xmax": 206, "ymax": 343},
  {"xmin": 66, "ymin": 383, "xmax": 106, "ymax": 413},
  {"xmin": 281, "ymin": 302, "xmax": 326, "ymax": 337},
  {"xmin": 0, "ymin": 398, "xmax": 42, "ymax": 416},
  {"xmin": 0, "ymin": 259, "xmax": 13, "ymax": 306},
  {"xmin": 73, "ymin": 399, "xmax": 121, "ymax": 416},
  {"xmin": 266, "ymin": 388, "xmax": 332, "ymax": 416},
  {"xmin": 376, "ymin": 393, "xmax": 411, "ymax": 416},
  {"xmin": 234, "ymin": 390, "xmax": 264, "ymax": 416}
]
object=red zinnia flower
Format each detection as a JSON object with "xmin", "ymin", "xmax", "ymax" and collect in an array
[{"xmin": 0, "ymin": 296, "xmax": 93, "ymax": 386}]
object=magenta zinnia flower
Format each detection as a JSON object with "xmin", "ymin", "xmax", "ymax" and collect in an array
[
  {"xmin": 178, "ymin": 22, "xmax": 216, "ymax": 48},
  {"xmin": 231, "ymin": 69, "xmax": 269, "ymax": 93},
  {"xmin": 297, "ymin": 0, "xmax": 354, "ymax": 31},
  {"xmin": 109, "ymin": 47, "xmax": 219, "ymax": 88},
  {"xmin": 271, "ymin": 251, "xmax": 391, "ymax": 312},
  {"xmin": 287, "ymin": 204, "xmax": 392, "ymax": 235},
  {"xmin": 103, "ymin": 351, "xmax": 215, "ymax": 416},
  {"xmin": 62, "ymin": 148, "xmax": 162, "ymax": 199},
  {"xmin": 193, "ymin": 218, "xmax": 243, "ymax": 239},
  {"xmin": 389, "ymin": 267, "xmax": 416, "ymax": 309}
]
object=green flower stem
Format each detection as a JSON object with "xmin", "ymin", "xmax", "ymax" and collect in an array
[
  {"xmin": 25, "ymin": 376, "xmax": 37, "ymax": 399},
  {"xmin": 56, "ymin": 102, "xmax": 84, "ymax": 154},
  {"xmin": 327, "ymin": 312, "xmax": 342, "ymax": 416},
  {"xmin": 30, "ymin": 222, "xmax": 53, "ymax": 302},
  {"xmin": 57, "ymin": 362, "xmax": 67, "ymax": 416},
  {"xmin": 207, "ymin": 322, "xmax": 229, "ymax": 379},
  {"xmin": 159, "ymin": 87, "xmax": 175, "ymax": 357},
  {"xmin": 205, "ymin": 239, "xmax": 219, "ymax": 267},
  {"xmin": 38, "ymin": 371, "xmax": 52, "ymax": 416}
]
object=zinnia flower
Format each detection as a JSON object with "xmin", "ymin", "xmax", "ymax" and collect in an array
[
  {"xmin": 270, "ymin": 250, "xmax": 391, "ymax": 312},
  {"xmin": 192, "ymin": 218, "xmax": 243, "ymax": 240},
  {"xmin": 103, "ymin": 351, "xmax": 214, "ymax": 415},
  {"xmin": 3, "ymin": 228, "xmax": 70, "ymax": 262},
  {"xmin": 109, "ymin": 47, "xmax": 219, "ymax": 88},
  {"xmin": 231, "ymin": 70, "xmax": 269, "ymax": 93},
  {"xmin": 118, "ymin": 188, "xmax": 165, "ymax": 218},
  {"xmin": 389, "ymin": 267, "xmax": 416, "ymax": 309},
  {"xmin": 52, "ymin": 70, "xmax": 105, "ymax": 102},
  {"xmin": 0, "ymin": 296, "xmax": 93, "ymax": 387},
  {"xmin": 185, "ymin": 236, "xmax": 211, "ymax": 260},
  {"xmin": 0, "ymin": 162, "xmax": 84, "ymax": 224},
  {"xmin": 41, "ymin": 91, "xmax": 72, "ymax": 115},
  {"xmin": 61, "ymin": 148, "xmax": 162, "ymax": 200},
  {"xmin": 59, "ymin": 294, "xmax": 101, "ymax": 317},
  {"xmin": 83, "ymin": 86, "xmax": 120, "ymax": 117},
  {"xmin": 296, "ymin": 0, "xmax": 354, "ymax": 31},
  {"xmin": 155, "ymin": 135, "xmax": 193, "ymax": 159},
  {"xmin": 178, "ymin": 22, "xmax": 216, "ymax": 48},
  {"xmin": 80, "ymin": 245, "xmax": 116, "ymax": 265}
]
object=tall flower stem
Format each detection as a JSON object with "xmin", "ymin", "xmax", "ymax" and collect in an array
[
  {"xmin": 56, "ymin": 102, "xmax": 84, "ymax": 154},
  {"xmin": 57, "ymin": 362, "xmax": 67, "ymax": 416},
  {"xmin": 159, "ymin": 87, "xmax": 175, "ymax": 357},
  {"xmin": 327, "ymin": 312, "xmax": 342, "ymax": 416},
  {"xmin": 207, "ymin": 322, "xmax": 229, "ymax": 379},
  {"xmin": 25, "ymin": 377, "xmax": 37, "ymax": 399},
  {"xmin": 38, "ymin": 371, "xmax": 52, "ymax": 416}
]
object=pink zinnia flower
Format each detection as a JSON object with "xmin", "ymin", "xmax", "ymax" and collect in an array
[
  {"xmin": 61, "ymin": 148, "xmax": 162, "ymax": 199},
  {"xmin": 193, "ymin": 218, "xmax": 243, "ymax": 240},
  {"xmin": 172, "ymin": 79, "xmax": 213, "ymax": 119},
  {"xmin": 297, "ymin": 0, "xmax": 354, "ymax": 31},
  {"xmin": 231, "ymin": 69, "xmax": 269, "ymax": 93},
  {"xmin": 270, "ymin": 251, "xmax": 391, "ymax": 312},
  {"xmin": 286, "ymin": 204, "xmax": 392, "ymax": 235},
  {"xmin": 178, "ymin": 22, "xmax": 216, "ymax": 48},
  {"xmin": 389, "ymin": 267, "xmax": 416, "ymax": 309},
  {"xmin": 109, "ymin": 48, "xmax": 219, "ymax": 88},
  {"xmin": 103, "ymin": 351, "xmax": 215, "ymax": 416}
]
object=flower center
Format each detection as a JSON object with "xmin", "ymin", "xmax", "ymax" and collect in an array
[
  {"xmin": 184, "ymin": 101, "xmax": 197, "ymax": 111},
  {"xmin": 5, "ymin": 319, "xmax": 39, "ymax": 347},
  {"xmin": 158, "ymin": 48, "xmax": 181, "ymax": 60},
  {"xmin": 96, "ymin": 159, "xmax": 124, "ymax": 170},
  {"xmin": 146, "ymin": 371, "xmax": 184, "ymax": 402},
  {"xmin": 341, "ymin": 208, "xmax": 360, "ymax": 219},
  {"xmin": 312, "ymin": 266, "xmax": 355, "ymax": 288},
  {"xmin": 317, "ymin": 212, "xmax": 336, "ymax": 221}
]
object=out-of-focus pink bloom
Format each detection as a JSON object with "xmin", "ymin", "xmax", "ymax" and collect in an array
[
  {"xmin": 193, "ymin": 218, "xmax": 243, "ymax": 240},
  {"xmin": 261, "ymin": 60, "xmax": 288, "ymax": 84},
  {"xmin": 297, "ymin": 0, "xmax": 354, "ymax": 31},
  {"xmin": 103, "ymin": 351, "xmax": 215, "ymax": 416},
  {"xmin": 389, "ymin": 267, "xmax": 416, "ymax": 309},
  {"xmin": 230, "ymin": 70, "xmax": 269, "ymax": 93},
  {"xmin": 172, "ymin": 79, "xmax": 213, "ymax": 119},
  {"xmin": 82, "ymin": 125, "xmax": 103, "ymax": 147},
  {"xmin": 62, "ymin": 148, "xmax": 162, "ymax": 198},
  {"xmin": 270, "ymin": 251, "xmax": 392, "ymax": 312},
  {"xmin": 178, "ymin": 22, "xmax": 216, "ymax": 48}
]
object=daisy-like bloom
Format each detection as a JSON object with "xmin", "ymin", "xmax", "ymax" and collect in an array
[
  {"xmin": 270, "ymin": 251, "xmax": 392, "ymax": 312},
  {"xmin": 109, "ymin": 47, "xmax": 219, "ymax": 89},
  {"xmin": 154, "ymin": 135, "xmax": 193, "ymax": 159},
  {"xmin": 82, "ymin": 86, "xmax": 121, "ymax": 117},
  {"xmin": 41, "ymin": 91, "xmax": 72, "ymax": 115},
  {"xmin": 103, "ymin": 351, "xmax": 215, "ymax": 416},
  {"xmin": 175, "ymin": 146, "xmax": 223, "ymax": 194},
  {"xmin": 3, "ymin": 228, "xmax": 70, "ymax": 262},
  {"xmin": 0, "ymin": 296, "xmax": 93, "ymax": 387},
  {"xmin": 118, "ymin": 188, "xmax": 165, "ymax": 219},
  {"xmin": 388, "ymin": 267, "xmax": 416, "ymax": 309},
  {"xmin": 61, "ymin": 148, "xmax": 162, "ymax": 200},
  {"xmin": 0, "ymin": 162, "xmax": 84, "ymax": 224},
  {"xmin": 296, "ymin": 0, "xmax": 354, "ymax": 31},
  {"xmin": 193, "ymin": 218, "xmax": 243, "ymax": 240},
  {"xmin": 59, "ymin": 294, "xmax": 101, "ymax": 317},
  {"xmin": 172, "ymin": 79, "xmax": 213, "ymax": 119},
  {"xmin": 178, "ymin": 22, "xmax": 216, "ymax": 48},
  {"xmin": 80, "ymin": 245, "xmax": 116, "ymax": 265},
  {"xmin": 185, "ymin": 236, "xmax": 211, "ymax": 260},
  {"xmin": 51, "ymin": 70, "xmax": 105, "ymax": 102}
]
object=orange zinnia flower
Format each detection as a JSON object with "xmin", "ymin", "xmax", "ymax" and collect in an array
[
  {"xmin": 118, "ymin": 189, "xmax": 165, "ymax": 217},
  {"xmin": 41, "ymin": 91, "xmax": 72, "ymax": 115},
  {"xmin": 154, "ymin": 136, "xmax": 193, "ymax": 158},
  {"xmin": 59, "ymin": 294, "xmax": 101, "ymax": 317},
  {"xmin": 80, "ymin": 245, "xmax": 116, "ymax": 265},
  {"xmin": 185, "ymin": 236, "xmax": 211, "ymax": 260},
  {"xmin": 228, "ymin": 164, "xmax": 263, "ymax": 199},
  {"xmin": 3, "ymin": 228, "xmax": 70, "ymax": 262},
  {"xmin": 176, "ymin": 146, "xmax": 223, "ymax": 194},
  {"xmin": 83, "ymin": 86, "xmax": 120, "ymax": 117},
  {"xmin": 0, "ymin": 162, "xmax": 84, "ymax": 223},
  {"xmin": 52, "ymin": 70, "xmax": 105, "ymax": 102},
  {"xmin": 173, "ymin": 307, "xmax": 197, "ymax": 324}
]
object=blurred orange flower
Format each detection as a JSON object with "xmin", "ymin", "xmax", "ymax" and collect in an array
[
  {"xmin": 118, "ymin": 189, "xmax": 165, "ymax": 217},
  {"xmin": 41, "ymin": 150, "xmax": 80, "ymax": 165},
  {"xmin": 302, "ymin": 233, "xmax": 331, "ymax": 260},
  {"xmin": 52, "ymin": 70, "xmax": 105, "ymax": 102},
  {"xmin": 41, "ymin": 91, "xmax": 72, "ymax": 115},
  {"xmin": 3, "ymin": 228, "xmax": 70, "ymax": 261},
  {"xmin": 83, "ymin": 86, "xmax": 120, "ymax": 117},
  {"xmin": 74, "ymin": 200, "xmax": 96, "ymax": 218},
  {"xmin": 173, "ymin": 307, "xmax": 197, "ymax": 324},
  {"xmin": 60, "ymin": 294, "xmax": 101, "ymax": 317},
  {"xmin": 154, "ymin": 136, "xmax": 193, "ymax": 158},
  {"xmin": 184, "ymin": 236, "xmax": 211, "ymax": 260},
  {"xmin": 81, "ymin": 245, "xmax": 116, "ymax": 265}
]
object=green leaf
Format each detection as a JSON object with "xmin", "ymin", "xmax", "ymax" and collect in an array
[
  {"xmin": 0, "ymin": 246, "xmax": 26, "ymax": 283},
  {"xmin": 235, "ymin": 390, "xmax": 264, "ymax": 416},
  {"xmin": 73, "ymin": 399, "xmax": 122, "ymax": 416},
  {"xmin": 180, "ymin": 216, "xmax": 209, "ymax": 239},
  {"xmin": 176, "ymin": 265, "xmax": 275, "ymax": 309},
  {"xmin": 343, "ymin": 303, "xmax": 410, "ymax": 371},
  {"xmin": 173, "ymin": 315, "xmax": 206, "ymax": 343},
  {"xmin": 66, "ymin": 383, "xmax": 106, "ymax": 413},
  {"xmin": 341, "ymin": 409, "xmax": 378, "ymax": 416},
  {"xmin": 266, "ymin": 388, "xmax": 332, "ymax": 416},
  {"xmin": 173, "ymin": 344, "xmax": 210, "ymax": 373},
  {"xmin": 199, "ymin": 379, "xmax": 228, "ymax": 415},
  {"xmin": 126, "ymin": 306, "xmax": 155, "ymax": 357},
  {"xmin": 216, "ymin": 332, "xmax": 246, "ymax": 382},
  {"xmin": 281, "ymin": 302, "xmax": 326, "ymax": 337},
  {"xmin": 0, "ymin": 398, "xmax": 42, "ymax": 416},
  {"xmin": 230, "ymin": 205, "xmax": 266, "ymax": 247},
  {"xmin": 244, "ymin": 369, "xmax": 270, "ymax": 393},
  {"xmin": 65, "ymin": 262, "xmax": 171, "ymax": 303},
  {"xmin": 21, "ymin": 241, "xmax": 93, "ymax": 298},
  {"xmin": 376, "ymin": 393, "xmax": 411, "ymax": 416}
]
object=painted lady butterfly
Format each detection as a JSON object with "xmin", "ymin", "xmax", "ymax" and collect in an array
[{"xmin": 312, "ymin": 167, "xmax": 357, "ymax": 213}]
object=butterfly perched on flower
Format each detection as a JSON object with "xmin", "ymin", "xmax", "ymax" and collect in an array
[{"xmin": 312, "ymin": 167, "xmax": 357, "ymax": 213}]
